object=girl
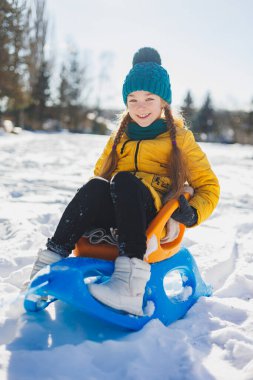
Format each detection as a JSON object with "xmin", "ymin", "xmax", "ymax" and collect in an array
[{"xmin": 30, "ymin": 47, "xmax": 220, "ymax": 316}]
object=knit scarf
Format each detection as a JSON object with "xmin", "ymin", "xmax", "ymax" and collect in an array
[{"xmin": 126, "ymin": 119, "xmax": 167, "ymax": 140}]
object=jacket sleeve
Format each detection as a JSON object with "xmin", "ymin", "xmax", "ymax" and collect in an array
[
  {"xmin": 182, "ymin": 130, "xmax": 220, "ymax": 225},
  {"xmin": 93, "ymin": 134, "xmax": 115, "ymax": 176}
]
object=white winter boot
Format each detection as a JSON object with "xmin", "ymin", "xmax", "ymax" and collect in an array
[
  {"xmin": 88, "ymin": 256, "xmax": 151, "ymax": 315},
  {"xmin": 30, "ymin": 249, "xmax": 63, "ymax": 280}
]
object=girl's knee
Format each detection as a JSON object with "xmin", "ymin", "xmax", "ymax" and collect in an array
[
  {"xmin": 110, "ymin": 172, "xmax": 141, "ymax": 204},
  {"xmin": 78, "ymin": 177, "xmax": 109, "ymax": 195},
  {"xmin": 110, "ymin": 171, "xmax": 134, "ymax": 187},
  {"xmin": 88, "ymin": 176, "xmax": 109, "ymax": 187}
]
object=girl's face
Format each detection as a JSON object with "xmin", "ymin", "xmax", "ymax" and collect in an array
[{"xmin": 127, "ymin": 91, "xmax": 164, "ymax": 127}]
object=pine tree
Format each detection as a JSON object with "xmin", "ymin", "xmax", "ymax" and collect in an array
[
  {"xmin": 0, "ymin": 0, "xmax": 27, "ymax": 112},
  {"xmin": 194, "ymin": 93, "xmax": 218, "ymax": 141},
  {"xmin": 58, "ymin": 49, "xmax": 88, "ymax": 131},
  {"xmin": 248, "ymin": 97, "xmax": 253, "ymax": 132},
  {"xmin": 32, "ymin": 60, "xmax": 50, "ymax": 120},
  {"xmin": 25, "ymin": 0, "xmax": 51, "ymax": 127},
  {"xmin": 59, "ymin": 64, "xmax": 68, "ymax": 108},
  {"xmin": 180, "ymin": 90, "xmax": 195, "ymax": 128}
]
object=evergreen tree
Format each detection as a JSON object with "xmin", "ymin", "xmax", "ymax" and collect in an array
[
  {"xmin": 58, "ymin": 63, "xmax": 69, "ymax": 111},
  {"xmin": 25, "ymin": 0, "xmax": 52, "ymax": 127},
  {"xmin": 180, "ymin": 90, "xmax": 195, "ymax": 128},
  {"xmin": 248, "ymin": 97, "xmax": 253, "ymax": 132},
  {"xmin": 58, "ymin": 51, "xmax": 84, "ymax": 108},
  {"xmin": 0, "ymin": 0, "xmax": 28, "ymax": 112},
  {"xmin": 32, "ymin": 60, "xmax": 50, "ymax": 120},
  {"xmin": 194, "ymin": 93, "xmax": 218, "ymax": 141},
  {"xmin": 58, "ymin": 49, "xmax": 89, "ymax": 131},
  {"xmin": 68, "ymin": 50, "xmax": 83, "ymax": 106}
]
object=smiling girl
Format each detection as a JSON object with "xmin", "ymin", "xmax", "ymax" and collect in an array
[{"xmin": 30, "ymin": 47, "xmax": 220, "ymax": 316}]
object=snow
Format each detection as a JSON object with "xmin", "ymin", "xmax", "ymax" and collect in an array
[{"xmin": 1, "ymin": 131, "xmax": 253, "ymax": 380}]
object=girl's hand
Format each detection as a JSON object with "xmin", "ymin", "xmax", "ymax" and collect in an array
[{"xmin": 171, "ymin": 195, "xmax": 198, "ymax": 227}]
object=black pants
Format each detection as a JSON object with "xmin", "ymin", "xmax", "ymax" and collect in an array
[{"xmin": 48, "ymin": 172, "xmax": 157, "ymax": 260}]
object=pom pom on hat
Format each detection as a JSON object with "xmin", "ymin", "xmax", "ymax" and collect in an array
[
  {"xmin": 132, "ymin": 47, "xmax": 162, "ymax": 66},
  {"xmin": 122, "ymin": 47, "xmax": 172, "ymax": 105}
]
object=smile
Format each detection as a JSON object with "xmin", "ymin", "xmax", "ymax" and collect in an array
[{"xmin": 137, "ymin": 113, "xmax": 151, "ymax": 119}]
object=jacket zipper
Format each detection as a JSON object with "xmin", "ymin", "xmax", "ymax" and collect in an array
[
  {"xmin": 120, "ymin": 139, "xmax": 133, "ymax": 154},
  {"xmin": 134, "ymin": 140, "xmax": 142, "ymax": 171}
]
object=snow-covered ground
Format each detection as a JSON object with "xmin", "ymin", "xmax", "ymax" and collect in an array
[{"xmin": 0, "ymin": 131, "xmax": 253, "ymax": 380}]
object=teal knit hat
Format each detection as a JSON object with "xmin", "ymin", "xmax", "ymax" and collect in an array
[{"xmin": 122, "ymin": 47, "xmax": 172, "ymax": 105}]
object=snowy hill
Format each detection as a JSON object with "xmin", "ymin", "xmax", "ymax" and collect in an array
[{"xmin": 0, "ymin": 132, "xmax": 253, "ymax": 380}]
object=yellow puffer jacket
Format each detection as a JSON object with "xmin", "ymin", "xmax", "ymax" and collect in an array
[{"xmin": 94, "ymin": 120, "xmax": 220, "ymax": 226}]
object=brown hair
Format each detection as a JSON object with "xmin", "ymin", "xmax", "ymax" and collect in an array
[
  {"xmin": 99, "ymin": 104, "xmax": 187, "ymax": 200},
  {"xmin": 99, "ymin": 111, "xmax": 131, "ymax": 180},
  {"xmin": 163, "ymin": 105, "xmax": 188, "ymax": 200}
]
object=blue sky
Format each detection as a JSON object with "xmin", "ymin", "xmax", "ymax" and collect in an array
[{"xmin": 46, "ymin": 0, "xmax": 253, "ymax": 111}]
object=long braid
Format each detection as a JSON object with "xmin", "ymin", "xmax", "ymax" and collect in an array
[
  {"xmin": 164, "ymin": 105, "xmax": 187, "ymax": 200},
  {"xmin": 99, "ymin": 112, "xmax": 131, "ymax": 179},
  {"xmin": 112, "ymin": 112, "xmax": 131, "ymax": 150}
]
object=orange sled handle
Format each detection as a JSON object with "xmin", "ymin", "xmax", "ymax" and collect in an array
[{"xmin": 73, "ymin": 192, "xmax": 191, "ymax": 264}]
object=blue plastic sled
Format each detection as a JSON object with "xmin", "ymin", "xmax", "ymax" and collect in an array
[{"xmin": 24, "ymin": 247, "xmax": 212, "ymax": 331}]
